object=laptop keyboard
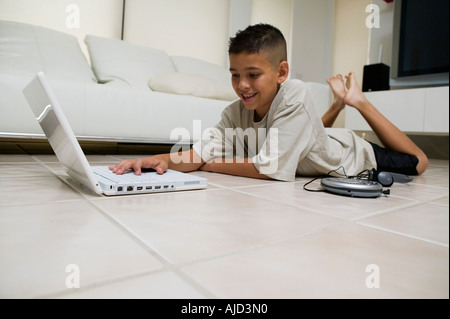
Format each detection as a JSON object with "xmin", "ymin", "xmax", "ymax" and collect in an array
[{"xmin": 92, "ymin": 166, "xmax": 155, "ymax": 183}]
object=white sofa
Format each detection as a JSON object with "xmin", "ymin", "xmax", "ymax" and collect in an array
[{"xmin": 0, "ymin": 20, "xmax": 331, "ymax": 144}]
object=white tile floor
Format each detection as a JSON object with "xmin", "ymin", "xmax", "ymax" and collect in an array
[{"xmin": 0, "ymin": 142, "xmax": 448, "ymax": 299}]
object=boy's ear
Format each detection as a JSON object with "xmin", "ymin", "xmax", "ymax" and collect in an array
[{"xmin": 277, "ymin": 61, "xmax": 289, "ymax": 84}]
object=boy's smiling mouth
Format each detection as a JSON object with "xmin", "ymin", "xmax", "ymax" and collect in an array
[{"xmin": 241, "ymin": 92, "xmax": 257, "ymax": 103}]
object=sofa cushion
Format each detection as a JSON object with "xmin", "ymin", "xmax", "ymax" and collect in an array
[
  {"xmin": 85, "ymin": 35, "xmax": 175, "ymax": 90},
  {"xmin": 0, "ymin": 20, "xmax": 96, "ymax": 82},
  {"xmin": 170, "ymin": 56, "xmax": 231, "ymax": 87},
  {"xmin": 149, "ymin": 73, "xmax": 237, "ymax": 101}
]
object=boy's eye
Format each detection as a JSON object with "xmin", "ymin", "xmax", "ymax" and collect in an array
[
  {"xmin": 231, "ymin": 73, "xmax": 239, "ymax": 78},
  {"xmin": 250, "ymin": 74, "xmax": 260, "ymax": 78}
]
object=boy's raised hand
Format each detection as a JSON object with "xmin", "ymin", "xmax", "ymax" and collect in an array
[{"xmin": 109, "ymin": 155, "xmax": 169, "ymax": 176}]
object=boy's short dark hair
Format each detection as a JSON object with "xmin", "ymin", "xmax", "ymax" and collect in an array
[{"xmin": 228, "ymin": 24, "xmax": 287, "ymax": 68}]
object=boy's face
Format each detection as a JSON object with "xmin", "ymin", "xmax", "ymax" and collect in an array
[{"xmin": 229, "ymin": 52, "xmax": 288, "ymax": 121}]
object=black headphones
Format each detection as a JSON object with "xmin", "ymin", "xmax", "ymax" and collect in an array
[{"xmin": 367, "ymin": 169, "xmax": 413, "ymax": 187}]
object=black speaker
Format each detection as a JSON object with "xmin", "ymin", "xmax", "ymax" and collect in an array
[{"xmin": 362, "ymin": 63, "xmax": 390, "ymax": 92}]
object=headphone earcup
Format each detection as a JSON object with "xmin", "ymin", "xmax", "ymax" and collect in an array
[
  {"xmin": 376, "ymin": 171, "xmax": 394, "ymax": 187},
  {"xmin": 368, "ymin": 169, "xmax": 377, "ymax": 182}
]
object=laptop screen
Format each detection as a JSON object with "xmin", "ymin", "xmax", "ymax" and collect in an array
[{"xmin": 23, "ymin": 72, "xmax": 103, "ymax": 194}]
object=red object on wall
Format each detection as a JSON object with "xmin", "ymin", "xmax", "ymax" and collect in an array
[{"xmin": 384, "ymin": 0, "xmax": 394, "ymax": 3}]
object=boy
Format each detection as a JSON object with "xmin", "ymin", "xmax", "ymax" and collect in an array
[{"xmin": 109, "ymin": 24, "xmax": 428, "ymax": 181}]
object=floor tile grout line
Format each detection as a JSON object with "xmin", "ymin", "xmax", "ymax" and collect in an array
[
  {"xmin": 349, "ymin": 200, "xmax": 426, "ymax": 222},
  {"xmin": 353, "ymin": 194, "xmax": 450, "ymax": 222},
  {"xmin": 30, "ymin": 155, "xmax": 61, "ymax": 173},
  {"xmin": 20, "ymin": 212, "xmax": 450, "ymax": 298},
  {"xmin": 78, "ymin": 185, "xmax": 354, "ymax": 297},
  {"xmin": 5, "ymin": 153, "xmax": 448, "ymax": 298},
  {"xmin": 396, "ymin": 179, "xmax": 449, "ymax": 190},
  {"xmin": 170, "ymin": 269, "xmax": 218, "ymax": 299},
  {"xmin": 21, "ymin": 155, "xmax": 218, "ymax": 298},
  {"xmin": 209, "ymin": 180, "xmax": 291, "ymax": 190},
  {"xmin": 227, "ymin": 184, "xmax": 450, "ymax": 248},
  {"xmin": 63, "ymin": 187, "xmax": 352, "ymax": 298},
  {"xmin": 389, "ymin": 192, "xmax": 450, "ymax": 203},
  {"xmin": 226, "ymin": 182, "xmax": 449, "ymax": 223},
  {"xmin": 84, "ymin": 199, "xmax": 219, "ymax": 299},
  {"xmin": 170, "ymin": 208, "xmax": 450, "ymax": 267},
  {"xmin": 27, "ymin": 158, "xmax": 179, "ymax": 267},
  {"xmin": 0, "ymin": 161, "xmax": 44, "ymax": 164},
  {"xmin": 356, "ymin": 222, "xmax": 449, "ymax": 248},
  {"xmin": 0, "ymin": 198, "xmax": 86, "ymax": 209},
  {"xmin": 35, "ymin": 268, "xmax": 169, "ymax": 299},
  {"xmin": 427, "ymin": 198, "xmax": 450, "ymax": 207},
  {"xmin": 85, "ymin": 200, "xmax": 178, "ymax": 267},
  {"xmin": 31, "ymin": 155, "xmax": 99, "ymax": 201},
  {"xmin": 38, "ymin": 266, "xmax": 216, "ymax": 299},
  {"xmin": 172, "ymin": 220, "xmax": 352, "ymax": 272},
  {"xmin": 228, "ymin": 186, "xmax": 362, "ymax": 221}
]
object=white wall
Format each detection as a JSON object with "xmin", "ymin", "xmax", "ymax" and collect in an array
[
  {"xmin": 250, "ymin": 0, "xmax": 292, "ymax": 57},
  {"xmin": 290, "ymin": 0, "xmax": 334, "ymax": 84},
  {"xmin": 227, "ymin": 0, "xmax": 292, "ymax": 70},
  {"xmin": 368, "ymin": 0, "xmax": 394, "ymax": 66},
  {"xmin": 331, "ymin": 0, "xmax": 371, "ymax": 84},
  {"xmin": 0, "ymin": 0, "xmax": 330, "ymax": 74},
  {"xmin": 228, "ymin": 0, "xmax": 251, "ymax": 40},
  {"xmin": 0, "ymin": 0, "xmax": 123, "ymax": 58},
  {"xmin": 123, "ymin": 0, "xmax": 230, "ymax": 67},
  {"xmin": 330, "ymin": 0, "xmax": 371, "ymax": 128}
]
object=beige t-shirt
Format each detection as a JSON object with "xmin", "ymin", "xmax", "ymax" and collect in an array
[{"xmin": 192, "ymin": 79, "xmax": 377, "ymax": 181}]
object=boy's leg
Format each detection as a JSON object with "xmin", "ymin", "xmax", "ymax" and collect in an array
[
  {"xmin": 343, "ymin": 72, "xmax": 428, "ymax": 174},
  {"xmin": 322, "ymin": 74, "xmax": 346, "ymax": 128}
]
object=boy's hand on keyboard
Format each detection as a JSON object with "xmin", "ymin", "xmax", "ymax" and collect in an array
[{"xmin": 109, "ymin": 156, "xmax": 169, "ymax": 175}]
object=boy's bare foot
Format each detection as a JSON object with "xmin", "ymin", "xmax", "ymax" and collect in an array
[
  {"xmin": 343, "ymin": 72, "xmax": 369, "ymax": 110},
  {"xmin": 326, "ymin": 74, "xmax": 346, "ymax": 111}
]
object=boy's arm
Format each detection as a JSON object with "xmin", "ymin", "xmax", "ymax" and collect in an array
[
  {"xmin": 199, "ymin": 158, "xmax": 273, "ymax": 180},
  {"xmin": 321, "ymin": 105, "xmax": 342, "ymax": 128},
  {"xmin": 109, "ymin": 149, "xmax": 204, "ymax": 175}
]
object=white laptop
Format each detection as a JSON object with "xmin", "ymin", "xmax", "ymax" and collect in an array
[{"xmin": 23, "ymin": 72, "xmax": 207, "ymax": 196}]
